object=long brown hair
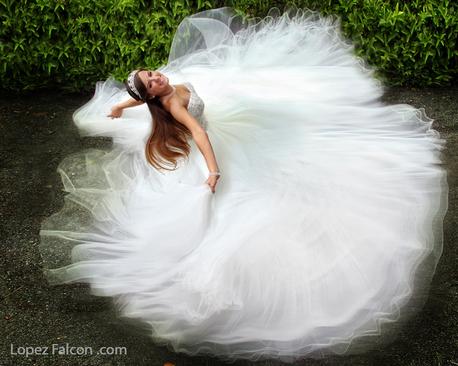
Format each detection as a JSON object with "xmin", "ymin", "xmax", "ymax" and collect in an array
[{"xmin": 130, "ymin": 69, "xmax": 192, "ymax": 171}]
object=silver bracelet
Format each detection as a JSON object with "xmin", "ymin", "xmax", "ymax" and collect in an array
[{"xmin": 209, "ymin": 172, "xmax": 221, "ymax": 176}]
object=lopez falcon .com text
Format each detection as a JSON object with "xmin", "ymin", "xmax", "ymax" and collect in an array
[{"xmin": 10, "ymin": 343, "xmax": 127, "ymax": 357}]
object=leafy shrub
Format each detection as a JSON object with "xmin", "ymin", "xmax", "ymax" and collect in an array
[
  {"xmin": 1, "ymin": 0, "xmax": 456, "ymax": 92},
  {"xmin": 0, "ymin": 0, "xmax": 213, "ymax": 92},
  {"xmin": 229, "ymin": 0, "xmax": 458, "ymax": 86}
]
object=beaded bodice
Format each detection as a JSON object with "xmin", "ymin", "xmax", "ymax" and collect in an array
[{"xmin": 183, "ymin": 82, "xmax": 208, "ymax": 130}]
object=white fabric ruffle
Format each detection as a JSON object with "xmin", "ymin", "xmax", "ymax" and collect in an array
[{"xmin": 40, "ymin": 7, "xmax": 449, "ymax": 362}]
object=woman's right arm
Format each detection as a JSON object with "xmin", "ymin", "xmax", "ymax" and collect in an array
[{"xmin": 108, "ymin": 98, "xmax": 144, "ymax": 118}]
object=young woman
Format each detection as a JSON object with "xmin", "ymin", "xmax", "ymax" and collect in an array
[
  {"xmin": 109, "ymin": 69, "xmax": 221, "ymax": 193},
  {"xmin": 40, "ymin": 7, "xmax": 449, "ymax": 363}
]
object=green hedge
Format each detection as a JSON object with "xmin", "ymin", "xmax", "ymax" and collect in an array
[
  {"xmin": 1, "ymin": 0, "xmax": 457, "ymax": 92},
  {"xmin": 1, "ymin": 0, "xmax": 214, "ymax": 92},
  {"xmin": 232, "ymin": 0, "xmax": 458, "ymax": 86}
]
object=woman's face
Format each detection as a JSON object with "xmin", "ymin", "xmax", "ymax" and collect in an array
[{"xmin": 137, "ymin": 70, "xmax": 169, "ymax": 98}]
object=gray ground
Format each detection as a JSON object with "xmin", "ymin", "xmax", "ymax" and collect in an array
[{"xmin": 1, "ymin": 86, "xmax": 457, "ymax": 366}]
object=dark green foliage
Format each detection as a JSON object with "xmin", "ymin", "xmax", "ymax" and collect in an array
[
  {"xmin": 329, "ymin": 0, "xmax": 458, "ymax": 86},
  {"xmin": 0, "ymin": 0, "xmax": 213, "ymax": 92},
  {"xmin": 1, "ymin": 0, "xmax": 457, "ymax": 92},
  {"xmin": 230, "ymin": 0, "xmax": 458, "ymax": 86}
]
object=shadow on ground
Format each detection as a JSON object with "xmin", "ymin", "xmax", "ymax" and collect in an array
[{"xmin": 0, "ymin": 86, "xmax": 457, "ymax": 366}]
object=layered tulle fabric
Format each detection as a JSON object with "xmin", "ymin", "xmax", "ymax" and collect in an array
[{"xmin": 39, "ymin": 7, "xmax": 449, "ymax": 362}]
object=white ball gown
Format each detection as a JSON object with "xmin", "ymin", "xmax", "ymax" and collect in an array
[{"xmin": 39, "ymin": 7, "xmax": 449, "ymax": 362}]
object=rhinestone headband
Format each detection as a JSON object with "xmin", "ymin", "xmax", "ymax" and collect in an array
[{"xmin": 127, "ymin": 70, "xmax": 143, "ymax": 101}]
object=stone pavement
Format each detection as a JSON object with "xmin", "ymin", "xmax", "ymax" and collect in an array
[{"xmin": 1, "ymin": 86, "xmax": 457, "ymax": 366}]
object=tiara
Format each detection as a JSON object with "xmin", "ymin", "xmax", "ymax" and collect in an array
[{"xmin": 127, "ymin": 70, "xmax": 142, "ymax": 100}]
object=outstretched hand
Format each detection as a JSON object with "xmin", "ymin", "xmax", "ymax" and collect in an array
[
  {"xmin": 206, "ymin": 175, "xmax": 220, "ymax": 194},
  {"xmin": 107, "ymin": 106, "xmax": 123, "ymax": 118}
]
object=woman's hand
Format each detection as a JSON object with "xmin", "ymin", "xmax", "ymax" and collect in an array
[
  {"xmin": 107, "ymin": 98, "xmax": 144, "ymax": 119},
  {"xmin": 107, "ymin": 105, "xmax": 123, "ymax": 118},
  {"xmin": 205, "ymin": 174, "xmax": 220, "ymax": 194}
]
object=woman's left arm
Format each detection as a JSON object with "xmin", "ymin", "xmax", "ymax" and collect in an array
[{"xmin": 170, "ymin": 103, "xmax": 220, "ymax": 191}]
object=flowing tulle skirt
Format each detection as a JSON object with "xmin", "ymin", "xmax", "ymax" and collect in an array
[{"xmin": 39, "ymin": 7, "xmax": 448, "ymax": 362}]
